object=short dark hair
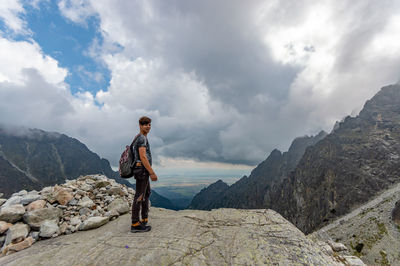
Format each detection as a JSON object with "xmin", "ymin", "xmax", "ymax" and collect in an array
[{"xmin": 139, "ymin": 116, "xmax": 152, "ymax": 125}]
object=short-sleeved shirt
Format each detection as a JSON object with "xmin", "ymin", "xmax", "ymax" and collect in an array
[{"xmin": 133, "ymin": 134, "xmax": 152, "ymax": 166}]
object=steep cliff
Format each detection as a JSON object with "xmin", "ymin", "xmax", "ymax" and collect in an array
[{"xmin": 268, "ymin": 84, "xmax": 400, "ymax": 233}]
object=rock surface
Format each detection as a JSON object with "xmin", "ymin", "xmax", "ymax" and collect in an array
[
  {"xmin": 39, "ymin": 220, "xmax": 60, "ymax": 238},
  {"xmin": 78, "ymin": 216, "xmax": 109, "ymax": 231},
  {"xmin": 311, "ymin": 182, "xmax": 400, "ymax": 265},
  {"xmin": 0, "ymin": 208, "xmax": 354, "ymax": 265},
  {"xmin": 3, "ymin": 223, "xmax": 29, "ymax": 247},
  {"xmin": 0, "ymin": 205, "xmax": 25, "ymax": 223},
  {"xmin": 22, "ymin": 207, "xmax": 62, "ymax": 230}
]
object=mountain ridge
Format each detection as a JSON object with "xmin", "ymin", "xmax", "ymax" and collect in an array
[
  {"xmin": 189, "ymin": 84, "xmax": 400, "ymax": 235},
  {"xmin": 0, "ymin": 127, "xmax": 176, "ymax": 209}
]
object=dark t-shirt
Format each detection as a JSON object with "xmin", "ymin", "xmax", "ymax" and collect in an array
[{"xmin": 134, "ymin": 134, "xmax": 152, "ymax": 166}]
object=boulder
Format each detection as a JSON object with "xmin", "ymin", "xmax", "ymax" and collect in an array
[
  {"xmin": 95, "ymin": 180, "xmax": 110, "ymax": 188},
  {"xmin": 0, "ymin": 221, "xmax": 13, "ymax": 234},
  {"xmin": 78, "ymin": 197, "xmax": 95, "ymax": 208},
  {"xmin": 0, "ymin": 204, "xmax": 25, "ymax": 223},
  {"xmin": 3, "ymin": 236, "xmax": 34, "ymax": 255},
  {"xmin": 20, "ymin": 193, "xmax": 41, "ymax": 206},
  {"xmin": 26, "ymin": 200, "xmax": 47, "ymax": 212},
  {"xmin": 104, "ymin": 210, "xmax": 119, "ymax": 219},
  {"xmin": 70, "ymin": 217, "xmax": 81, "ymax": 226},
  {"xmin": 55, "ymin": 189, "xmax": 73, "ymax": 206},
  {"xmin": 79, "ymin": 207, "xmax": 91, "ymax": 216},
  {"xmin": 29, "ymin": 231, "xmax": 39, "ymax": 241},
  {"xmin": 59, "ymin": 222, "xmax": 68, "ymax": 234},
  {"xmin": 68, "ymin": 199, "xmax": 78, "ymax": 206},
  {"xmin": 11, "ymin": 190, "xmax": 28, "ymax": 197},
  {"xmin": 3, "ymin": 223, "xmax": 29, "ymax": 246},
  {"xmin": 39, "ymin": 220, "xmax": 60, "ymax": 238},
  {"xmin": 107, "ymin": 187, "xmax": 126, "ymax": 196},
  {"xmin": 107, "ymin": 198, "xmax": 129, "ymax": 215},
  {"xmin": 80, "ymin": 184, "xmax": 93, "ymax": 191},
  {"xmin": 23, "ymin": 207, "xmax": 62, "ymax": 230},
  {"xmin": 2, "ymin": 196, "xmax": 23, "ymax": 207},
  {"xmin": 328, "ymin": 240, "xmax": 348, "ymax": 252},
  {"xmin": 78, "ymin": 216, "xmax": 109, "ymax": 231},
  {"xmin": 343, "ymin": 256, "xmax": 366, "ymax": 266}
]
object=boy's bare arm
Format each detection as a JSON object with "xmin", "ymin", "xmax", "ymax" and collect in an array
[{"xmin": 138, "ymin": 147, "xmax": 157, "ymax": 181}]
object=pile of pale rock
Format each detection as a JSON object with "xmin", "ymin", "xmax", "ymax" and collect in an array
[{"xmin": 0, "ymin": 175, "xmax": 134, "ymax": 256}]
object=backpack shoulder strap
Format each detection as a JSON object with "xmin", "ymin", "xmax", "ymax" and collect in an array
[{"xmin": 130, "ymin": 134, "xmax": 141, "ymax": 148}]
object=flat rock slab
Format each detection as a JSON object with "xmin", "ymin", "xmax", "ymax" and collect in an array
[{"xmin": 0, "ymin": 208, "xmax": 340, "ymax": 265}]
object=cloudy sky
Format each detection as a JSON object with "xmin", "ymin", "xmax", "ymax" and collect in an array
[{"xmin": 1, "ymin": 0, "xmax": 400, "ymax": 178}]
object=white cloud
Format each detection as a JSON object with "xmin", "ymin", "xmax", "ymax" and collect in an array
[
  {"xmin": 58, "ymin": 0, "xmax": 96, "ymax": 25},
  {"xmin": 0, "ymin": 0, "xmax": 29, "ymax": 35},
  {"xmin": 0, "ymin": 37, "xmax": 67, "ymax": 85},
  {"xmin": 2, "ymin": 0, "xmax": 400, "ymax": 170}
]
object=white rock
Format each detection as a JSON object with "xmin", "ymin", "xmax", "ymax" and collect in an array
[
  {"xmin": 20, "ymin": 194, "xmax": 42, "ymax": 205},
  {"xmin": 2, "ymin": 196, "xmax": 23, "ymax": 207},
  {"xmin": 328, "ymin": 240, "xmax": 348, "ymax": 252},
  {"xmin": 39, "ymin": 220, "xmax": 60, "ymax": 238},
  {"xmin": 0, "ymin": 205, "xmax": 25, "ymax": 223},
  {"xmin": 70, "ymin": 217, "xmax": 81, "ymax": 226},
  {"xmin": 78, "ymin": 216, "xmax": 109, "ymax": 231},
  {"xmin": 3, "ymin": 223, "xmax": 29, "ymax": 247},
  {"xmin": 343, "ymin": 256, "xmax": 366, "ymax": 266},
  {"xmin": 78, "ymin": 197, "xmax": 95, "ymax": 208},
  {"xmin": 107, "ymin": 198, "xmax": 129, "ymax": 215},
  {"xmin": 11, "ymin": 190, "xmax": 28, "ymax": 197}
]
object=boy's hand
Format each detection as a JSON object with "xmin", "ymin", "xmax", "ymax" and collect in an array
[{"xmin": 150, "ymin": 173, "xmax": 158, "ymax": 181}]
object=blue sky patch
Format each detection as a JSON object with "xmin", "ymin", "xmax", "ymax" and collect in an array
[{"xmin": 21, "ymin": 1, "xmax": 110, "ymax": 95}]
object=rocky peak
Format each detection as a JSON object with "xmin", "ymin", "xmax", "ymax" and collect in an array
[
  {"xmin": 267, "ymin": 84, "xmax": 400, "ymax": 234},
  {"xmin": 188, "ymin": 130, "xmax": 328, "ymax": 210}
]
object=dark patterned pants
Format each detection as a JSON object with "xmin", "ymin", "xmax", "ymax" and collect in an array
[{"xmin": 131, "ymin": 174, "xmax": 151, "ymax": 223}]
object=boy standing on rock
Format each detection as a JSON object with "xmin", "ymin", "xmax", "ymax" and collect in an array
[{"xmin": 131, "ymin": 116, "xmax": 158, "ymax": 233}]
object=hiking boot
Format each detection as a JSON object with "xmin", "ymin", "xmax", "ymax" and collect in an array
[
  {"xmin": 140, "ymin": 218, "xmax": 149, "ymax": 225},
  {"xmin": 131, "ymin": 222, "xmax": 151, "ymax": 233}
]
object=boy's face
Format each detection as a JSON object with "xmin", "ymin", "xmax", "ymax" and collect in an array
[{"xmin": 140, "ymin": 123, "xmax": 151, "ymax": 134}]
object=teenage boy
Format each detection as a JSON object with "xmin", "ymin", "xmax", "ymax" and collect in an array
[{"xmin": 130, "ymin": 116, "xmax": 158, "ymax": 233}]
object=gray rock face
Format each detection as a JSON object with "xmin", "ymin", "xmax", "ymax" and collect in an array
[
  {"xmin": 2, "ymin": 196, "xmax": 23, "ymax": 208},
  {"xmin": 107, "ymin": 198, "xmax": 129, "ymax": 215},
  {"xmin": 78, "ymin": 217, "xmax": 109, "ymax": 231},
  {"xmin": 312, "ymin": 182, "xmax": 400, "ymax": 265},
  {"xmin": 77, "ymin": 197, "xmax": 94, "ymax": 208},
  {"xmin": 69, "ymin": 217, "xmax": 81, "ymax": 226},
  {"xmin": 0, "ymin": 208, "xmax": 352, "ymax": 265},
  {"xmin": 23, "ymin": 207, "xmax": 62, "ymax": 230},
  {"xmin": 78, "ymin": 207, "xmax": 90, "ymax": 216},
  {"xmin": 20, "ymin": 193, "xmax": 41, "ymax": 206},
  {"xmin": 39, "ymin": 220, "xmax": 60, "ymax": 238},
  {"xmin": 0, "ymin": 205, "xmax": 25, "ymax": 223},
  {"xmin": 3, "ymin": 223, "xmax": 29, "ymax": 247},
  {"xmin": 11, "ymin": 190, "xmax": 27, "ymax": 197}
]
